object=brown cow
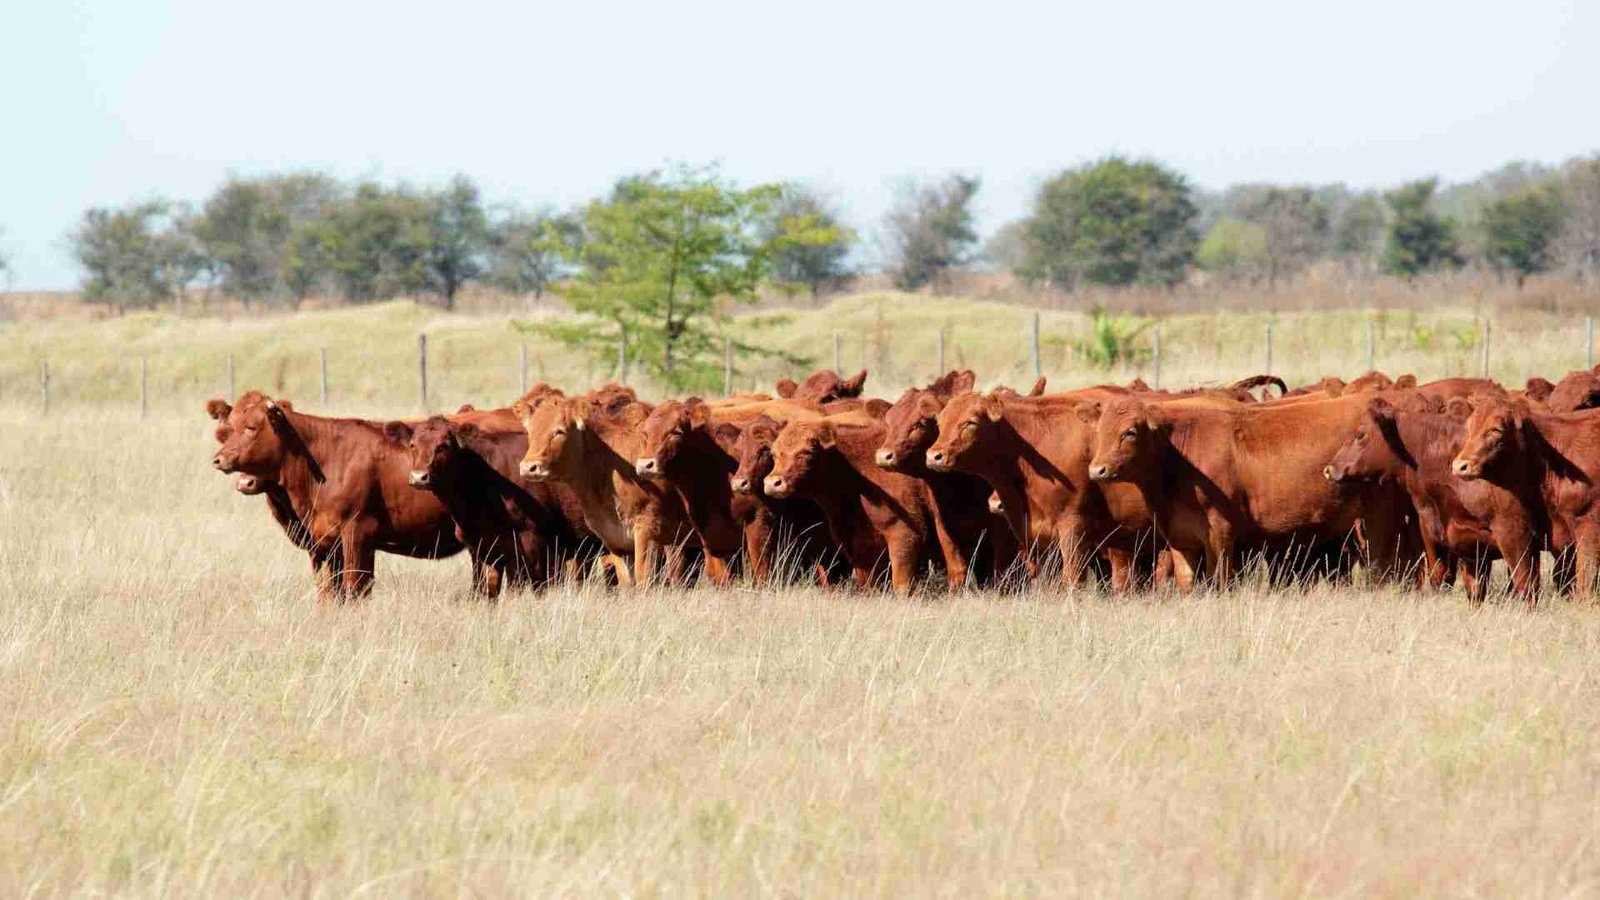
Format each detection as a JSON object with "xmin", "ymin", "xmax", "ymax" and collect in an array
[
  {"xmin": 1085, "ymin": 393, "xmax": 1411, "ymax": 591},
  {"xmin": 1546, "ymin": 370, "xmax": 1600, "ymax": 412},
  {"xmin": 1324, "ymin": 393, "xmax": 1541, "ymax": 603},
  {"xmin": 390, "ymin": 415, "xmax": 600, "ymax": 597},
  {"xmin": 728, "ymin": 413, "xmax": 852, "ymax": 584},
  {"xmin": 208, "ymin": 391, "xmax": 485, "ymax": 598},
  {"xmin": 763, "ymin": 416, "xmax": 946, "ymax": 594},
  {"xmin": 515, "ymin": 386, "xmax": 699, "ymax": 586},
  {"xmin": 775, "ymin": 369, "xmax": 868, "ymax": 403}
]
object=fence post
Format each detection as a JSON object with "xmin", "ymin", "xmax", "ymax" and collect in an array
[
  {"xmin": 1265, "ymin": 320, "xmax": 1274, "ymax": 374},
  {"xmin": 1588, "ymin": 316, "xmax": 1594, "ymax": 370},
  {"xmin": 519, "ymin": 343, "xmax": 529, "ymax": 395},
  {"xmin": 1031, "ymin": 311, "xmax": 1042, "ymax": 381},
  {"xmin": 1153, "ymin": 326, "xmax": 1162, "ymax": 390},
  {"xmin": 1480, "ymin": 318, "xmax": 1491, "ymax": 379},
  {"xmin": 319, "ymin": 347, "xmax": 328, "ymax": 406},
  {"xmin": 40, "ymin": 360, "xmax": 49, "ymax": 416},
  {"xmin": 418, "ymin": 333, "xmax": 428, "ymax": 409},
  {"xmin": 140, "ymin": 357, "xmax": 148, "ymax": 419},
  {"xmin": 723, "ymin": 337, "xmax": 734, "ymax": 397},
  {"xmin": 936, "ymin": 327, "xmax": 945, "ymax": 375},
  {"xmin": 1365, "ymin": 318, "xmax": 1375, "ymax": 372},
  {"xmin": 226, "ymin": 353, "xmax": 235, "ymax": 400},
  {"xmin": 832, "ymin": 332, "xmax": 841, "ymax": 373}
]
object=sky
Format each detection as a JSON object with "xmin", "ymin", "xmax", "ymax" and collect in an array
[{"xmin": 2, "ymin": 0, "xmax": 1597, "ymax": 290}]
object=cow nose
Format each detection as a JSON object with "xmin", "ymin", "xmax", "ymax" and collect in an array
[
  {"xmin": 635, "ymin": 457, "xmax": 658, "ymax": 476},
  {"xmin": 875, "ymin": 448, "xmax": 896, "ymax": 468},
  {"xmin": 408, "ymin": 470, "xmax": 430, "ymax": 487},
  {"xmin": 1088, "ymin": 464, "xmax": 1110, "ymax": 481},
  {"xmin": 1452, "ymin": 459, "xmax": 1472, "ymax": 477},
  {"xmin": 1323, "ymin": 465, "xmax": 1336, "ymax": 482},
  {"xmin": 730, "ymin": 476, "xmax": 751, "ymax": 494},
  {"xmin": 520, "ymin": 460, "xmax": 547, "ymax": 480},
  {"xmin": 925, "ymin": 449, "xmax": 947, "ymax": 469},
  {"xmin": 212, "ymin": 455, "xmax": 226, "ymax": 471},
  {"xmin": 764, "ymin": 475, "xmax": 786, "ymax": 496}
]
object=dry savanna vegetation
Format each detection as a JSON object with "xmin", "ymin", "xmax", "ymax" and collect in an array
[{"xmin": 5, "ymin": 294, "xmax": 1600, "ymax": 895}]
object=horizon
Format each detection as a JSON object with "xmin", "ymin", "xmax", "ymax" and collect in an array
[{"xmin": 3, "ymin": 0, "xmax": 1598, "ymax": 291}]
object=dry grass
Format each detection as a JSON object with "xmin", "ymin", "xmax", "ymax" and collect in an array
[{"xmin": 4, "ymin": 406, "xmax": 1600, "ymax": 896}]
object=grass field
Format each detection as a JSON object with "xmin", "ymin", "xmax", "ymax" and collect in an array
[
  {"xmin": 5, "ymin": 294, "xmax": 1600, "ymax": 894},
  {"xmin": 5, "ymin": 404, "xmax": 1600, "ymax": 894}
]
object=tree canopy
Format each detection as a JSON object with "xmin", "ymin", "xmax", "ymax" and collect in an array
[{"xmin": 1019, "ymin": 158, "xmax": 1198, "ymax": 289}]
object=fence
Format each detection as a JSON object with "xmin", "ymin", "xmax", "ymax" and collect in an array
[{"xmin": 10, "ymin": 312, "xmax": 1598, "ymax": 417}]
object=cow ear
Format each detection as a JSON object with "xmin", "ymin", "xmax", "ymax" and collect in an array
[
  {"xmin": 1367, "ymin": 396, "xmax": 1397, "ymax": 423},
  {"xmin": 815, "ymin": 423, "xmax": 838, "ymax": 449},
  {"xmin": 712, "ymin": 422, "xmax": 742, "ymax": 451},
  {"xmin": 982, "ymin": 392, "xmax": 1007, "ymax": 422},
  {"xmin": 916, "ymin": 394, "xmax": 943, "ymax": 418},
  {"xmin": 775, "ymin": 378, "xmax": 798, "ymax": 399},
  {"xmin": 383, "ymin": 421, "xmax": 413, "ymax": 444},
  {"xmin": 1126, "ymin": 377, "xmax": 1149, "ymax": 392},
  {"xmin": 1444, "ymin": 398, "xmax": 1473, "ymax": 419},
  {"xmin": 456, "ymin": 403, "xmax": 476, "ymax": 414},
  {"xmin": 275, "ymin": 399, "xmax": 295, "ymax": 414},
  {"xmin": 205, "ymin": 398, "xmax": 233, "ymax": 421},
  {"xmin": 1322, "ymin": 377, "xmax": 1345, "ymax": 397},
  {"xmin": 1394, "ymin": 374, "xmax": 1418, "ymax": 390},
  {"xmin": 952, "ymin": 371, "xmax": 977, "ymax": 394},
  {"xmin": 1029, "ymin": 376, "xmax": 1048, "ymax": 396},
  {"xmin": 688, "ymin": 401, "xmax": 712, "ymax": 430},
  {"xmin": 1075, "ymin": 401, "xmax": 1102, "ymax": 425},
  {"xmin": 843, "ymin": 370, "xmax": 868, "ymax": 395},
  {"xmin": 454, "ymin": 423, "xmax": 479, "ymax": 445}
]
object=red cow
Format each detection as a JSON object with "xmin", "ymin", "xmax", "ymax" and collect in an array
[{"xmin": 775, "ymin": 369, "xmax": 869, "ymax": 403}]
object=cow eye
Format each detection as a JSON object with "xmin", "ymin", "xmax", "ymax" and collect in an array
[{"xmin": 1122, "ymin": 428, "xmax": 1137, "ymax": 440}]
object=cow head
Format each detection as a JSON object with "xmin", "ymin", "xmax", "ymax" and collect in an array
[
  {"xmin": 395, "ymin": 416, "xmax": 479, "ymax": 490},
  {"xmin": 1523, "ymin": 377, "xmax": 1556, "ymax": 406},
  {"xmin": 1547, "ymin": 370, "xmax": 1600, "ymax": 413},
  {"xmin": 1324, "ymin": 396, "xmax": 1412, "ymax": 484},
  {"xmin": 877, "ymin": 377, "xmax": 967, "ymax": 471},
  {"xmin": 1086, "ymin": 398, "xmax": 1162, "ymax": 482},
  {"xmin": 764, "ymin": 420, "xmax": 836, "ymax": 499},
  {"xmin": 784, "ymin": 369, "xmax": 869, "ymax": 403},
  {"xmin": 925, "ymin": 391, "xmax": 1006, "ymax": 473},
  {"xmin": 636, "ymin": 398, "xmax": 712, "ymax": 478},
  {"xmin": 209, "ymin": 391, "xmax": 300, "ymax": 482},
  {"xmin": 515, "ymin": 388, "xmax": 579, "ymax": 482},
  {"xmin": 1452, "ymin": 398, "xmax": 1528, "ymax": 480},
  {"xmin": 731, "ymin": 415, "xmax": 782, "ymax": 495}
]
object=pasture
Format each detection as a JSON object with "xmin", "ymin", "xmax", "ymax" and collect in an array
[{"xmin": 5, "ymin": 295, "xmax": 1600, "ymax": 895}]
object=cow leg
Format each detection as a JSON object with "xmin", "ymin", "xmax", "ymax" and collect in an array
[
  {"xmin": 309, "ymin": 542, "xmax": 343, "ymax": 602},
  {"xmin": 1056, "ymin": 519, "xmax": 1093, "ymax": 589},
  {"xmin": 1169, "ymin": 547, "xmax": 1202, "ymax": 594},
  {"xmin": 480, "ymin": 563, "xmax": 505, "ymax": 601},
  {"xmin": 930, "ymin": 518, "xmax": 971, "ymax": 594},
  {"xmin": 743, "ymin": 512, "xmax": 776, "ymax": 584},
  {"xmin": 1103, "ymin": 548, "xmax": 1137, "ymax": 594},
  {"xmin": 339, "ymin": 525, "xmax": 377, "ymax": 599},
  {"xmin": 886, "ymin": 529, "xmax": 922, "ymax": 597},
  {"xmin": 1574, "ymin": 528, "xmax": 1600, "ymax": 601},
  {"xmin": 1552, "ymin": 545, "xmax": 1576, "ymax": 596},
  {"xmin": 631, "ymin": 524, "xmax": 662, "ymax": 588},
  {"xmin": 1497, "ymin": 530, "xmax": 1540, "ymax": 609},
  {"xmin": 1461, "ymin": 551, "xmax": 1492, "ymax": 604}
]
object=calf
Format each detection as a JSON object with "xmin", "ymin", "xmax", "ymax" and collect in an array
[
  {"xmin": 1085, "ymin": 393, "xmax": 1411, "ymax": 592},
  {"xmin": 776, "ymin": 369, "xmax": 868, "ymax": 403},
  {"xmin": 515, "ymin": 386, "xmax": 699, "ymax": 586},
  {"xmin": 728, "ymin": 414, "xmax": 850, "ymax": 584},
  {"xmin": 1324, "ymin": 393, "xmax": 1541, "ymax": 603},
  {"xmin": 391, "ymin": 415, "xmax": 600, "ymax": 598}
]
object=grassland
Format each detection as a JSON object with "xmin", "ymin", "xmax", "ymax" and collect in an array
[{"xmin": 5, "ymin": 293, "xmax": 1600, "ymax": 895}]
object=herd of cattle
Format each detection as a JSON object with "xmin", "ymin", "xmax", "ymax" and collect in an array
[{"xmin": 205, "ymin": 363, "xmax": 1600, "ymax": 605}]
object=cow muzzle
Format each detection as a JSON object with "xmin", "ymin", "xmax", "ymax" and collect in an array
[
  {"xmin": 635, "ymin": 457, "xmax": 660, "ymax": 477},
  {"xmin": 874, "ymin": 448, "xmax": 897, "ymax": 469},
  {"xmin": 730, "ymin": 475, "xmax": 753, "ymax": 494},
  {"xmin": 1088, "ymin": 464, "xmax": 1114, "ymax": 481},
  {"xmin": 763, "ymin": 475, "xmax": 790, "ymax": 498},
  {"xmin": 924, "ymin": 448, "xmax": 951, "ymax": 471},
  {"xmin": 520, "ymin": 460, "xmax": 551, "ymax": 480},
  {"xmin": 1323, "ymin": 465, "xmax": 1339, "ymax": 482},
  {"xmin": 1451, "ymin": 458, "xmax": 1480, "ymax": 479},
  {"xmin": 235, "ymin": 474, "xmax": 265, "ymax": 495},
  {"xmin": 408, "ymin": 470, "xmax": 431, "ymax": 488},
  {"xmin": 212, "ymin": 454, "xmax": 233, "ymax": 473}
]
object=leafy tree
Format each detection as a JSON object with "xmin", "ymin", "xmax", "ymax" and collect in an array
[
  {"xmin": 764, "ymin": 184, "xmax": 854, "ymax": 298},
  {"xmin": 984, "ymin": 220, "xmax": 1030, "ymax": 273},
  {"xmin": 425, "ymin": 175, "xmax": 490, "ymax": 309},
  {"xmin": 527, "ymin": 167, "xmax": 822, "ymax": 391},
  {"xmin": 69, "ymin": 201, "xmax": 198, "ymax": 312},
  {"xmin": 1020, "ymin": 158, "xmax": 1197, "ymax": 289},
  {"xmin": 1560, "ymin": 155, "xmax": 1600, "ymax": 281},
  {"xmin": 1332, "ymin": 192, "xmax": 1386, "ymax": 277},
  {"xmin": 300, "ymin": 182, "xmax": 435, "ymax": 303},
  {"xmin": 1481, "ymin": 185, "xmax": 1566, "ymax": 287},
  {"xmin": 1197, "ymin": 217, "xmax": 1268, "ymax": 281},
  {"xmin": 1383, "ymin": 179, "xmax": 1462, "ymax": 278},
  {"xmin": 883, "ymin": 174, "xmax": 980, "ymax": 291},
  {"xmin": 490, "ymin": 210, "xmax": 582, "ymax": 300},
  {"xmin": 190, "ymin": 173, "xmax": 341, "ymax": 305},
  {"xmin": 1234, "ymin": 186, "xmax": 1328, "ymax": 285}
]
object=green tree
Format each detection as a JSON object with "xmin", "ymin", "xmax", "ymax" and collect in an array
[
  {"xmin": 1383, "ymin": 179, "xmax": 1462, "ymax": 278},
  {"xmin": 490, "ymin": 210, "xmax": 582, "ymax": 301},
  {"xmin": 68, "ymin": 201, "xmax": 198, "ymax": 312},
  {"xmin": 425, "ymin": 175, "xmax": 489, "ymax": 309},
  {"xmin": 1332, "ymin": 192, "xmax": 1386, "ymax": 277},
  {"xmin": 883, "ymin": 175, "xmax": 980, "ymax": 291},
  {"xmin": 527, "ymin": 167, "xmax": 819, "ymax": 391},
  {"xmin": 1234, "ymin": 186, "xmax": 1328, "ymax": 285},
  {"xmin": 764, "ymin": 184, "xmax": 855, "ymax": 298},
  {"xmin": 299, "ymin": 182, "xmax": 435, "ymax": 303},
  {"xmin": 1020, "ymin": 157, "xmax": 1197, "ymax": 289},
  {"xmin": 1197, "ymin": 217, "xmax": 1268, "ymax": 282},
  {"xmin": 1481, "ymin": 186, "xmax": 1566, "ymax": 287},
  {"xmin": 191, "ymin": 172, "xmax": 342, "ymax": 306}
]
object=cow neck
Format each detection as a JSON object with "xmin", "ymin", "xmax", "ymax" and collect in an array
[
  {"xmin": 819, "ymin": 422, "xmax": 906, "ymax": 516},
  {"xmin": 1525, "ymin": 411, "xmax": 1597, "ymax": 502},
  {"xmin": 671, "ymin": 430, "xmax": 736, "ymax": 519},
  {"xmin": 273, "ymin": 409, "xmax": 334, "ymax": 516},
  {"xmin": 578, "ymin": 411, "xmax": 645, "ymax": 482},
  {"xmin": 994, "ymin": 401, "xmax": 1091, "ymax": 529},
  {"xmin": 436, "ymin": 448, "xmax": 514, "ymax": 533},
  {"xmin": 262, "ymin": 481, "xmax": 314, "ymax": 549}
]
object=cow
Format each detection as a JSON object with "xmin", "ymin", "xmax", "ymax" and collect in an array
[
  {"xmin": 207, "ymin": 391, "xmax": 483, "ymax": 598},
  {"xmin": 1453, "ymin": 398, "xmax": 1600, "ymax": 597},
  {"xmin": 1546, "ymin": 370, "xmax": 1600, "ymax": 412},
  {"xmin": 1324, "ymin": 393, "xmax": 1541, "ymax": 603},
  {"xmin": 515, "ymin": 385, "xmax": 700, "ymax": 586},
  {"xmin": 874, "ymin": 370, "xmax": 1021, "ymax": 586},
  {"xmin": 634, "ymin": 397, "xmax": 838, "ymax": 583},
  {"xmin": 923, "ymin": 386, "xmax": 1168, "ymax": 591},
  {"xmin": 1084, "ymin": 393, "xmax": 1412, "ymax": 592},
  {"xmin": 775, "ymin": 369, "xmax": 868, "ymax": 403},
  {"xmin": 389, "ymin": 415, "xmax": 601, "ymax": 598},
  {"xmin": 762, "ymin": 415, "xmax": 948, "ymax": 594},
  {"xmin": 726, "ymin": 413, "xmax": 853, "ymax": 584}
]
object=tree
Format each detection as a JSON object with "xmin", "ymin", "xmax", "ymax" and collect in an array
[
  {"xmin": 1560, "ymin": 155, "xmax": 1600, "ymax": 281},
  {"xmin": 882, "ymin": 174, "xmax": 980, "ymax": 291},
  {"xmin": 1481, "ymin": 185, "xmax": 1565, "ymax": 287},
  {"xmin": 490, "ymin": 210, "xmax": 582, "ymax": 301},
  {"xmin": 528, "ymin": 167, "xmax": 820, "ymax": 391},
  {"xmin": 68, "ymin": 201, "xmax": 197, "ymax": 312},
  {"xmin": 1332, "ymin": 192, "xmax": 1386, "ymax": 278},
  {"xmin": 764, "ymin": 184, "xmax": 854, "ymax": 298},
  {"xmin": 1382, "ymin": 179, "xmax": 1462, "ymax": 278},
  {"xmin": 1196, "ymin": 217, "xmax": 1268, "ymax": 282},
  {"xmin": 425, "ymin": 175, "xmax": 490, "ymax": 309},
  {"xmin": 1234, "ymin": 186, "xmax": 1328, "ymax": 285},
  {"xmin": 302, "ymin": 182, "xmax": 435, "ymax": 303},
  {"xmin": 191, "ymin": 173, "xmax": 341, "ymax": 306},
  {"xmin": 1019, "ymin": 158, "xmax": 1197, "ymax": 289}
]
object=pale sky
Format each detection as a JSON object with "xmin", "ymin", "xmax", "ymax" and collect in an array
[{"xmin": 2, "ymin": 0, "xmax": 1597, "ymax": 289}]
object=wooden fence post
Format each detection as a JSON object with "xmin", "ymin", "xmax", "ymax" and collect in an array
[
  {"xmin": 140, "ymin": 357, "xmax": 148, "ymax": 419},
  {"xmin": 418, "ymin": 333, "xmax": 428, "ymax": 409},
  {"xmin": 1031, "ymin": 312, "xmax": 1042, "ymax": 381},
  {"xmin": 319, "ymin": 348, "xmax": 328, "ymax": 406}
]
